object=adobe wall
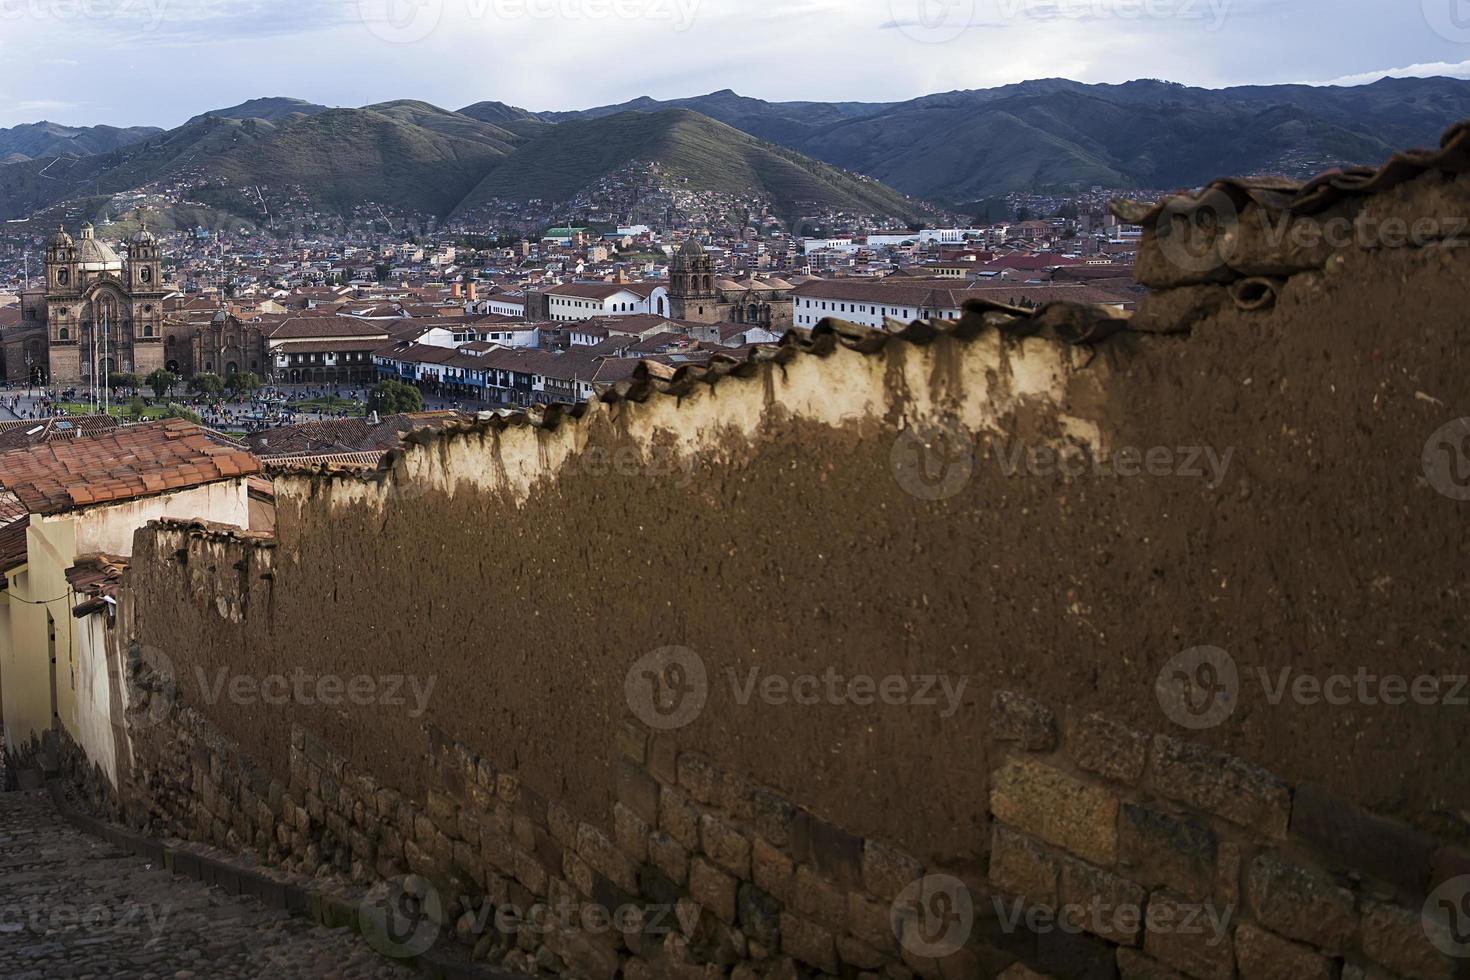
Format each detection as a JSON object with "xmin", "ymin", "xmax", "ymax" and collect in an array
[{"xmin": 99, "ymin": 157, "xmax": 1470, "ymax": 979}]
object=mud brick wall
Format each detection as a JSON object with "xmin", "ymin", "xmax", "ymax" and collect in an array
[{"xmin": 93, "ymin": 160, "xmax": 1470, "ymax": 977}]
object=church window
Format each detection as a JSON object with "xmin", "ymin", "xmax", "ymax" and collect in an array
[
  {"xmin": 58, "ymin": 327, "xmax": 68, "ymax": 341},
  {"xmin": 144, "ymin": 325, "xmax": 153, "ymax": 337},
  {"xmin": 141, "ymin": 267, "xmax": 152, "ymax": 283},
  {"xmin": 57, "ymin": 270, "xmax": 69, "ymax": 286}
]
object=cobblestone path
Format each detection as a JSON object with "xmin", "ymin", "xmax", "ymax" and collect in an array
[{"xmin": 0, "ymin": 788, "xmax": 416, "ymax": 979}]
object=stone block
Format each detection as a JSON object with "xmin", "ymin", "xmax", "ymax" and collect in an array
[
  {"xmin": 1116, "ymin": 947, "xmax": 1189, "ymax": 980},
  {"xmin": 614, "ymin": 803, "xmax": 650, "ymax": 864},
  {"xmin": 1072, "ymin": 713, "xmax": 1149, "ymax": 785},
  {"xmin": 793, "ymin": 864, "xmax": 847, "ymax": 930},
  {"xmin": 701, "ymin": 812, "xmax": 753, "ymax": 878},
  {"xmin": 1234, "ymin": 924, "xmax": 1335, "ymax": 980},
  {"xmin": 992, "ymin": 691, "xmax": 1058, "ymax": 752},
  {"xmin": 753, "ymin": 837, "xmax": 794, "ymax": 904},
  {"xmin": 1361, "ymin": 900, "xmax": 1457, "ymax": 980},
  {"xmin": 864, "ymin": 839, "xmax": 925, "ymax": 901},
  {"xmin": 617, "ymin": 722, "xmax": 648, "ymax": 764},
  {"xmin": 848, "ymin": 890, "xmax": 899, "ymax": 954},
  {"xmin": 781, "ymin": 913, "xmax": 838, "ymax": 974},
  {"xmin": 577, "ymin": 822, "xmax": 639, "ymax": 893},
  {"xmin": 690, "ymin": 856, "xmax": 738, "ymax": 924},
  {"xmin": 990, "ymin": 826, "xmax": 1060, "ymax": 909},
  {"xmin": 618, "ymin": 758, "xmax": 661, "ymax": 828},
  {"xmin": 738, "ymin": 882, "xmax": 783, "ymax": 948},
  {"xmin": 1245, "ymin": 854, "xmax": 1355, "ymax": 953},
  {"xmin": 659, "ymin": 785, "xmax": 701, "ymax": 851},
  {"xmin": 1141, "ymin": 890, "xmax": 1234, "ymax": 980},
  {"xmin": 1118, "ymin": 803, "xmax": 1217, "ymax": 900},
  {"xmin": 677, "ymin": 753, "xmax": 721, "ymax": 805},
  {"xmin": 1150, "ymin": 737, "xmax": 1289, "ymax": 839},
  {"xmin": 991, "ymin": 758, "xmax": 1119, "ymax": 866},
  {"xmin": 1059, "ymin": 855, "xmax": 1146, "ymax": 946},
  {"xmin": 649, "ymin": 830, "xmax": 690, "ymax": 885},
  {"xmin": 648, "ymin": 734, "xmax": 679, "ymax": 785}
]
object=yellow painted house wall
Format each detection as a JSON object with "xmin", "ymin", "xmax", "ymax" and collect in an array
[
  {"xmin": 0, "ymin": 478, "xmax": 250, "ymax": 775},
  {"xmin": 0, "ymin": 513, "xmax": 78, "ymax": 756}
]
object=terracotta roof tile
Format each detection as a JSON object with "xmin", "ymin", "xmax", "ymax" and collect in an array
[{"xmin": 0, "ymin": 419, "xmax": 261, "ymax": 516}]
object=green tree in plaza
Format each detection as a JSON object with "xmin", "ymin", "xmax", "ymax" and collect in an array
[
  {"xmin": 189, "ymin": 373, "xmax": 225, "ymax": 398},
  {"xmin": 225, "ymin": 371, "xmax": 262, "ymax": 397},
  {"xmin": 367, "ymin": 380, "xmax": 424, "ymax": 416},
  {"xmin": 146, "ymin": 369, "xmax": 179, "ymax": 399}
]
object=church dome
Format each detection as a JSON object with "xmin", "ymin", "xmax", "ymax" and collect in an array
[
  {"xmin": 49, "ymin": 225, "xmax": 74, "ymax": 249},
  {"xmin": 131, "ymin": 225, "xmax": 157, "ymax": 244},
  {"xmin": 75, "ymin": 222, "xmax": 123, "ymax": 272},
  {"xmin": 679, "ymin": 238, "xmax": 705, "ymax": 258}
]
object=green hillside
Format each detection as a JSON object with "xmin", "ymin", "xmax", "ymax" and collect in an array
[
  {"xmin": 452, "ymin": 108, "xmax": 921, "ymax": 220},
  {"xmin": 203, "ymin": 107, "xmax": 515, "ymax": 215}
]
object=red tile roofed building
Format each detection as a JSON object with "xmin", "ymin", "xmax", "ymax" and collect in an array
[
  {"xmin": 0, "ymin": 418, "xmax": 265, "ymax": 776},
  {"xmin": 0, "ymin": 418, "xmax": 259, "ymax": 518}
]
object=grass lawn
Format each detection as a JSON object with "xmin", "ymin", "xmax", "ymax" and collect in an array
[{"xmin": 56, "ymin": 401, "xmax": 171, "ymax": 420}]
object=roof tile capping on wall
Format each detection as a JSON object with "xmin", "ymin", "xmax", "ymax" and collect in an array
[{"xmin": 90, "ymin": 121, "xmax": 1470, "ymax": 979}]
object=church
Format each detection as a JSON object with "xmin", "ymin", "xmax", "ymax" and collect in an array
[
  {"xmin": 5, "ymin": 223, "xmax": 166, "ymax": 385},
  {"xmin": 667, "ymin": 239, "xmax": 798, "ymax": 330}
]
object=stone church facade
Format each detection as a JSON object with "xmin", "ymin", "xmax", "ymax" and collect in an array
[
  {"xmin": 6, "ymin": 223, "xmax": 166, "ymax": 385},
  {"xmin": 667, "ymin": 239, "xmax": 796, "ymax": 330}
]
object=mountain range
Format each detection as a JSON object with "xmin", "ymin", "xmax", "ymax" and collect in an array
[{"xmin": 1, "ymin": 76, "xmax": 1467, "ymax": 227}]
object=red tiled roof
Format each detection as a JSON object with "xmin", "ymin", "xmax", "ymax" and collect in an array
[
  {"xmin": 0, "ymin": 515, "xmax": 30, "ymax": 574},
  {"xmin": 0, "ymin": 419, "xmax": 261, "ymax": 516},
  {"xmin": 0, "ymin": 415, "xmax": 120, "ymax": 452}
]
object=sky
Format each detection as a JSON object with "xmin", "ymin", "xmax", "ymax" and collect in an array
[{"xmin": 0, "ymin": 0, "xmax": 1467, "ymax": 128}]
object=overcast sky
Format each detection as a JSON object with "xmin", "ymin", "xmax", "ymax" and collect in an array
[{"xmin": 1, "ymin": 0, "xmax": 1467, "ymax": 128}]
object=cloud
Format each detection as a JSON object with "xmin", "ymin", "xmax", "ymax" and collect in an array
[
  {"xmin": 1314, "ymin": 59, "xmax": 1470, "ymax": 86},
  {"xmin": 10, "ymin": 99, "xmax": 83, "ymax": 114}
]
